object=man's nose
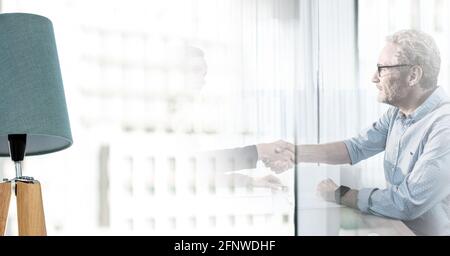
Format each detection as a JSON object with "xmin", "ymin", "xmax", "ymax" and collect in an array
[{"xmin": 372, "ymin": 70, "xmax": 380, "ymax": 83}]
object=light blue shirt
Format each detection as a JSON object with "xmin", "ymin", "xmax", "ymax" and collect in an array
[{"xmin": 344, "ymin": 86, "xmax": 450, "ymax": 235}]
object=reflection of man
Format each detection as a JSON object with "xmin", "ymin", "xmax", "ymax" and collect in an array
[
  {"xmin": 183, "ymin": 46, "xmax": 207, "ymax": 90},
  {"xmin": 178, "ymin": 46, "xmax": 294, "ymax": 190},
  {"xmin": 261, "ymin": 30, "xmax": 450, "ymax": 235},
  {"xmin": 196, "ymin": 141, "xmax": 293, "ymax": 190}
]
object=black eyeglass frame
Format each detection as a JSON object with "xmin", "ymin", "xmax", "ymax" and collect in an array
[{"xmin": 376, "ymin": 64, "xmax": 415, "ymax": 77}]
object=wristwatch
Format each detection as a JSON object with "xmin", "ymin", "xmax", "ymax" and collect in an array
[{"xmin": 334, "ymin": 185, "xmax": 351, "ymax": 204}]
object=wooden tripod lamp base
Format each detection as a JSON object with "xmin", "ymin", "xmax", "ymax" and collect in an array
[{"xmin": 0, "ymin": 180, "xmax": 46, "ymax": 236}]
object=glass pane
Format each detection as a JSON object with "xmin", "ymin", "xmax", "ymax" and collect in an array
[{"xmin": 0, "ymin": 0, "xmax": 297, "ymax": 236}]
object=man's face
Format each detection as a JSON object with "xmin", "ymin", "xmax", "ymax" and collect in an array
[
  {"xmin": 372, "ymin": 43, "xmax": 411, "ymax": 106},
  {"xmin": 185, "ymin": 49, "xmax": 207, "ymax": 91}
]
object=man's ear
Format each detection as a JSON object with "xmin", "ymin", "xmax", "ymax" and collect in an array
[{"xmin": 408, "ymin": 65, "xmax": 423, "ymax": 87}]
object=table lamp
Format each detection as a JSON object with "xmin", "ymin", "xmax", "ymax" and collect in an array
[{"xmin": 0, "ymin": 13, "xmax": 72, "ymax": 236}]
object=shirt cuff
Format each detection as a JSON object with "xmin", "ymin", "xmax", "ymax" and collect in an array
[
  {"xmin": 241, "ymin": 145, "xmax": 258, "ymax": 169},
  {"xmin": 357, "ymin": 188, "xmax": 378, "ymax": 213},
  {"xmin": 342, "ymin": 139, "xmax": 358, "ymax": 165}
]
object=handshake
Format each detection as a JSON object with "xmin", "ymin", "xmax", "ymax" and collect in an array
[{"xmin": 256, "ymin": 140, "xmax": 296, "ymax": 173}]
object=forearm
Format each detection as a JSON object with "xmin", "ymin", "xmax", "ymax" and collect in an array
[
  {"xmin": 296, "ymin": 141, "xmax": 351, "ymax": 165},
  {"xmin": 200, "ymin": 145, "xmax": 258, "ymax": 173}
]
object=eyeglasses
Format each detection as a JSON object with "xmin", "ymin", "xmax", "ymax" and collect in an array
[{"xmin": 376, "ymin": 64, "xmax": 414, "ymax": 77}]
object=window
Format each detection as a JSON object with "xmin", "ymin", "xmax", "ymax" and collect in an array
[{"xmin": 0, "ymin": 0, "xmax": 297, "ymax": 235}]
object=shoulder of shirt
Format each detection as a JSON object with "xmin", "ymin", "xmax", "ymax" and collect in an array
[
  {"xmin": 425, "ymin": 108, "xmax": 450, "ymax": 140},
  {"xmin": 429, "ymin": 102, "xmax": 450, "ymax": 122},
  {"xmin": 430, "ymin": 112, "xmax": 450, "ymax": 126}
]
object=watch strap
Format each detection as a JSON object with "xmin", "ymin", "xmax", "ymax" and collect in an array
[{"xmin": 335, "ymin": 185, "xmax": 351, "ymax": 204}]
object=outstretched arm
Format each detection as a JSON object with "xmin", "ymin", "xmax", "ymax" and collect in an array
[
  {"xmin": 199, "ymin": 145, "xmax": 259, "ymax": 173},
  {"xmin": 296, "ymin": 142, "xmax": 352, "ymax": 165}
]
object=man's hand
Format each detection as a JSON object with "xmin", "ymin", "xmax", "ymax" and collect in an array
[
  {"xmin": 316, "ymin": 178, "xmax": 338, "ymax": 202},
  {"xmin": 256, "ymin": 140, "xmax": 295, "ymax": 173}
]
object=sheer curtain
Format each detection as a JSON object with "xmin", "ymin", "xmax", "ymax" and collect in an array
[{"xmin": 296, "ymin": 0, "xmax": 364, "ymax": 235}]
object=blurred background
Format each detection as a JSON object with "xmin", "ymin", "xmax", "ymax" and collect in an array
[{"xmin": 0, "ymin": 0, "xmax": 449, "ymax": 235}]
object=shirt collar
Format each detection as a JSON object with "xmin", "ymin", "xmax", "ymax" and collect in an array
[{"xmin": 400, "ymin": 86, "xmax": 450, "ymax": 122}]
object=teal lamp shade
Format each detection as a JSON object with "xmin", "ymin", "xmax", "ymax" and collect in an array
[{"xmin": 0, "ymin": 13, "xmax": 72, "ymax": 156}]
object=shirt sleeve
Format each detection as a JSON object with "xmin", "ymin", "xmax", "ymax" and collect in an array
[
  {"xmin": 197, "ymin": 145, "xmax": 258, "ymax": 173},
  {"xmin": 357, "ymin": 118, "xmax": 450, "ymax": 221},
  {"xmin": 343, "ymin": 107, "xmax": 395, "ymax": 165}
]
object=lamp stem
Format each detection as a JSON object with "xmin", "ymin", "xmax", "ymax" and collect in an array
[
  {"xmin": 15, "ymin": 161, "xmax": 23, "ymax": 179},
  {"xmin": 8, "ymin": 134, "xmax": 26, "ymax": 179}
]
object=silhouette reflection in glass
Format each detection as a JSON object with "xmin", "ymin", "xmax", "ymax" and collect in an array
[{"xmin": 171, "ymin": 45, "xmax": 295, "ymax": 191}]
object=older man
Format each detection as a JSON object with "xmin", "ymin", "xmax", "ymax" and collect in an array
[{"xmin": 257, "ymin": 29, "xmax": 450, "ymax": 235}]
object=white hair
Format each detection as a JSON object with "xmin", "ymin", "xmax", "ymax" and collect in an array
[{"xmin": 386, "ymin": 29, "xmax": 441, "ymax": 89}]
